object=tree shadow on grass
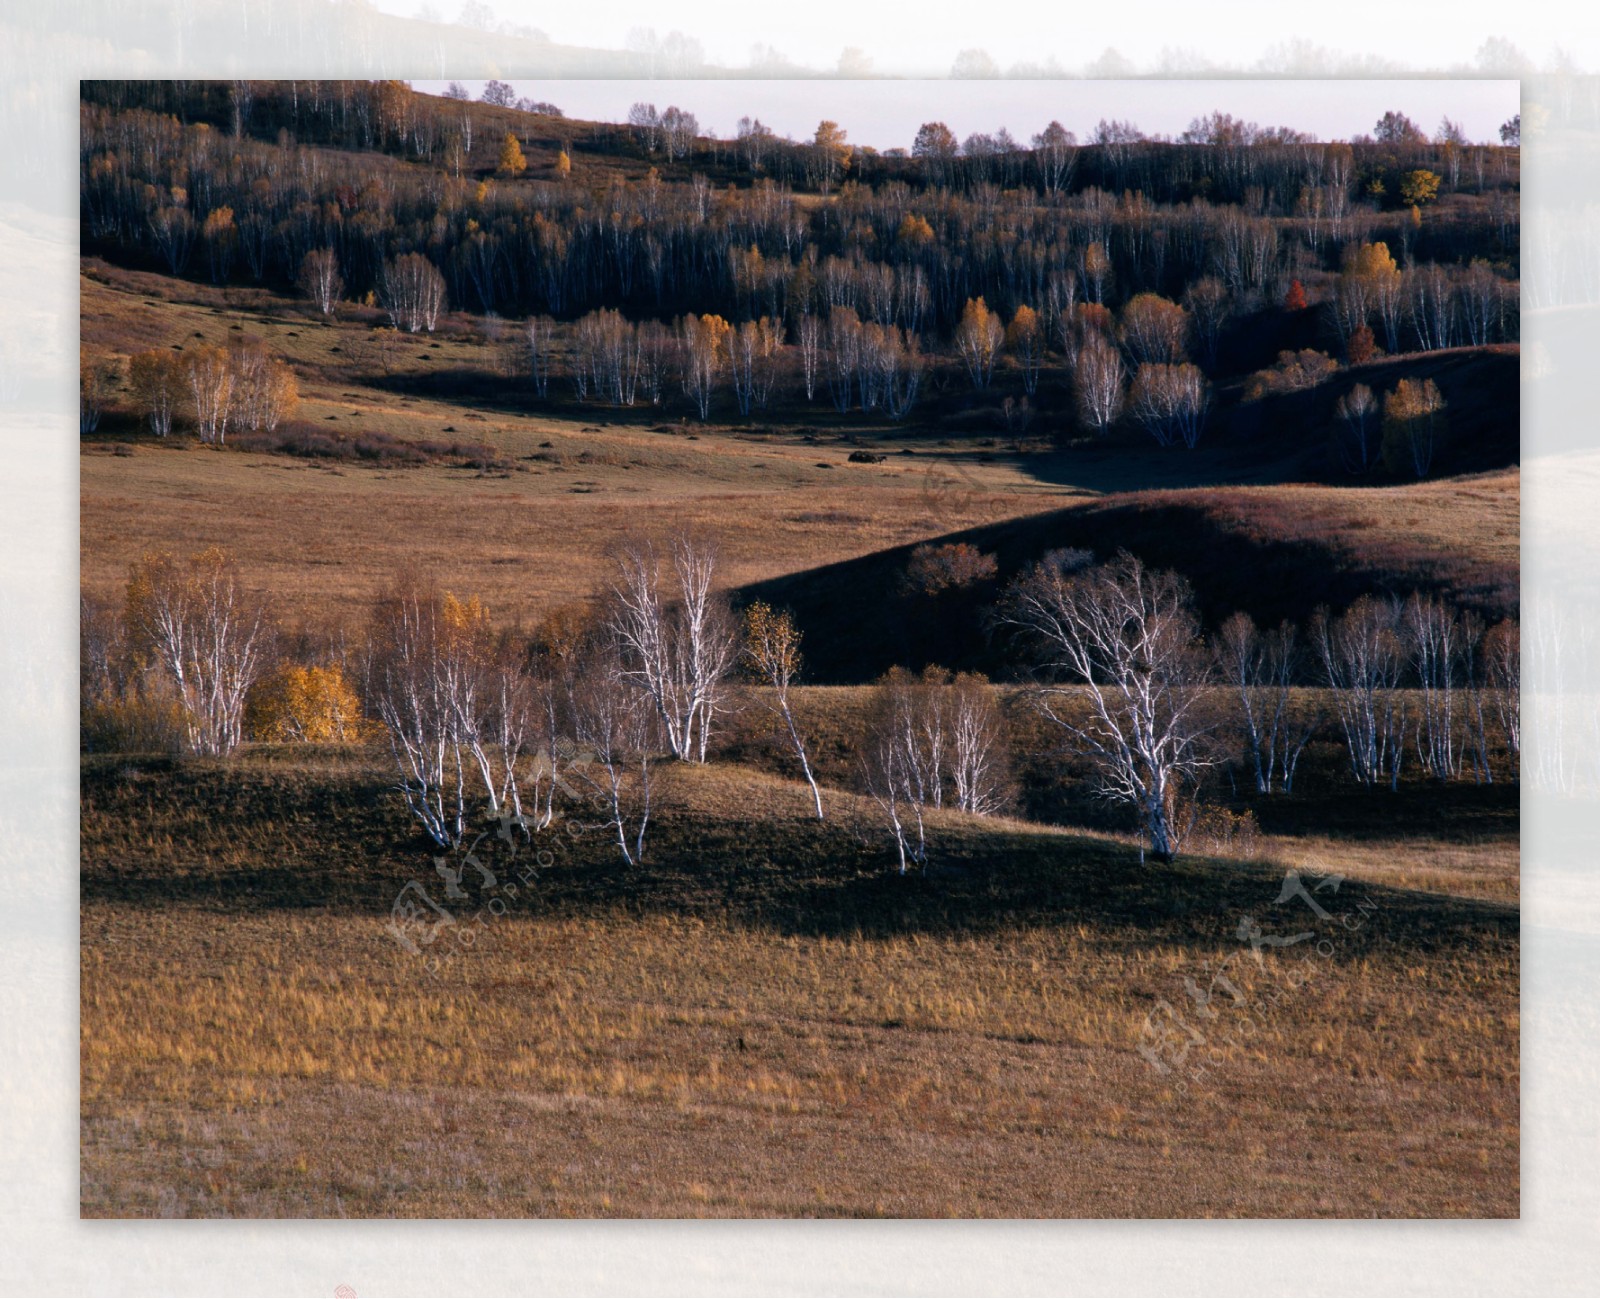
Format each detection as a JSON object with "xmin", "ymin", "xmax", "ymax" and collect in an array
[{"xmin": 81, "ymin": 756, "xmax": 1517, "ymax": 962}]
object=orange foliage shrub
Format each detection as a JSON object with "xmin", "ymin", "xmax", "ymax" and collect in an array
[{"xmin": 246, "ymin": 664, "xmax": 367, "ymax": 742}]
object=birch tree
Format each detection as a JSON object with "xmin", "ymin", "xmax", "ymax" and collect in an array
[
  {"xmin": 380, "ymin": 252, "xmax": 446, "ymax": 333},
  {"xmin": 741, "ymin": 601, "xmax": 824, "ymax": 819},
  {"xmin": 862, "ymin": 667, "xmax": 945, "ymax": 873},
  {"xmin": 1129, "ymin": 362, "xmax": 1207, "ymax": 448},
  {"xmin": 526, "ymin": 314, "xmax": 555, "ymax": 398},
  {"xmin": 1004, "ymin": 550, "xmax": 1210, "ymax": 861},
  {"xmin": 605, "ymin": 533, "xmax": 737, "ymax": 763},
  {"xmin": 1312, "ymin": 595, "xmax": 1408, "ymax": 788},
  {"xmin": 954, "ymin": 296, "xmax": 1004, "ymax": 390},
  {"xmin": 797, "ymin": 308, "xmax": 822, "ymax": 401},
  {"xmin": 297, "ymin": 248, "xmax": 343, "ymax": 317},
  {"xmin": 1402, "ymin": 592, "xmax": 1464, "ymax": 780},
  {"xmin": 1333, "ymin": 383, "xmax": 1378, "ymax": 473},
  {"xmin": 1074, "ymin": 335, "xmax": 1125, "ymax": 436},
  {"xmin": 948, "ymin": 673, "xmax": 1011, "ymax": 815},
  {"xmin": 564, "ymin": 645, "xmax": 657, "ymax": 866},
  {"xmin": 1215, "ymin": 612, "xmax": 1317, "ymax": 794},
  {"xmin": 184, "ymin": 345, "xmax": 234, "ymax": 444},
  {"xmin": 128, "ymin": 350, "xmax": 182, "ymax": 437},
  {"xmin": 679, "ymin": 313, "xmax": 730, "ymax": 420},
  {"xmin": 125, "ymin": 548, "xmax": 272, "ymax": 759},
  {"xmin": 1007, "ymin": 305, "xmax": 1045, "ymax": 396}
]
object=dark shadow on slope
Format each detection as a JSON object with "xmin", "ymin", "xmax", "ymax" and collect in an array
[
  {"xmin": 80, "ymin": 757, "xmax": 1517, "ymax": 965},
  {"xmin": 735, "ymin": 481, "xmax": 1519, "ymax": 684}
]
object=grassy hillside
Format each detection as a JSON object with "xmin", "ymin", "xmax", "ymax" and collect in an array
[
  {"xmin": 81, "ymin": 748, "xmax": 1517, "ymax": 1218},
  {"xmin": 739, "ymin": 469, "xmax": 1519, "ymax": 682},
  {"xmin": 81, "ymin": 264, "xmax": 1518, "ymax": 652},
  {"xmin": 77, "ymin": 83, "xmax": 1521, "ymax": 1222}
]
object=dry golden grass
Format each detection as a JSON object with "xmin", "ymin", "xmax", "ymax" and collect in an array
[
  {"xmin": 79, "ymin": 268, "xmax": 1073, "ymax": 627},
  {"xmin": 80, "ymin": 752, "xmax": 1518, "ymax": 1219},
  {"xmin": 1259, "ymin": 833, "xmax": 1518, "ymax": 903},
  {"xmin": 80, "ymin": 901, "xmax": 1518, "ymax": 1218},
  {"xmin": 78, "ymin": 258, "xmax": 1519, "ymax": 1220}
]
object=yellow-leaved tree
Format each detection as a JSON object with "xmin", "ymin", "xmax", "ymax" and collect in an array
[
  {"xmin": 127, "ymin": 349, "xmax": 184, "ymax": 437},
  {"xmin": 497, "ymin": 132, "xmax": 527, "ymax": 178},
  {"xmin": 1399, "ymin": 169, "xmax": 1441, "ymax": 208},
  {"xmin": 954, "ymin": 297, "xmax": 1004, "ymax": 390},
  {"xmin": 1007, "ymin": 305, "xmax": 1045, "ymax": 395},
  {"xmin": 680, "ymin": 313, "xmax": 732, "ymax": 419},
  {"xmin": 1381, "ymin": 377, "xmax": 1448, "ymax": 478},
  {"xmin": 1337, "ymin": 240, "xmax": 1403, "ymax": 352},
  {"xmin": 246, "ymin": 664, "xmax": 366, "ymax": 742}
]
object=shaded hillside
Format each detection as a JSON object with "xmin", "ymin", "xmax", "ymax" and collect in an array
[
  {"xmin": 81, "ymin": 752, "xmax": 1515, "ymax": 952},
  {"xmin": 1219, "ymin": 344, "xmax": 1521, "ymax": 480},
  {"xmin": 737, "ymin": 470, "xmax": 1519, "ymax": 683}
]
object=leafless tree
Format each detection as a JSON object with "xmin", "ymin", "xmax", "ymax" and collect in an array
[
  {"xmin": 1215, "ymin": 612, "xmax": 1316, "ymax": 794},
  {"xmin": 1031, "ymin": 120, "xmax": 1077, "ymax": 195},
  {"xmin": 660, "ymin": 106, "xmax": 698, "ymax": 160},
  {"xmin": 368, "ymin": 579, "xmax": 470, "ymax": 847},
  {"xmin": 380, "ymin": 252, "xmax": 446, "ymax": 333},
  {"xmin": 227, "ymin": 337, "xmax": 296, "ymax": 434},
  {"xmin": 564, "ymin": 644, "xmax": 657, "ymax": 865},
  {"xmin": 480, "ymin": 79, "xmax": 515, "ymax": 107},
  {"xmin": 1333, "ymin": 382, "xmax": 1378, "ymax": 473},
  {"xmin": 1482, "ymin": 618, "xmax": 1520, "ymax": 778},
  {"xmin": 1074, "ymin": 335, "xmax": 1125, "ymax": 436},
  {"xmin": 1402, "ymin": 592, "xmax": 1468, "ymax": 780},
  {"xmin": 824, "ymin": 307, "xmax": 862, "ymax": 413},
  {"xmin": 861, "ymin": 667, "xmax": 948, "ymax": 873},
  {"xmin": 526, "ymin": 314, "xmax": 555, "ymax": 398},
  {"xmin": 605, "ymin": 533, "xmax": 737, "ymax": 763},
  {"xmin": 1406, "ymin": 263, "xmax": 1455, "ymax": 351},
  {"xmin": 948, "ymin": 673, "xmax": 1012, "ymax": 815},
  {"xmin": 148, "ymin": 206, "xmax": 194, "ymax": 275},
  {"xmin": 797, "ymin": 308, "xmax": 822, "ymax": 401},
  {"xmin": 1129, "ymin": 362, "xmax": 1208, "ymax": 448},
  {"xmin": 636, "ymin": 320, "xmax": 673, "ymax": 405},
  {"xmin": 297, "ymin": 248, "xmax": 343, "ymax": 317},
  {"xmin": 126, "ymin": 548, "xmax": 272, "ymax": 759},
  {"xmin": 184, "ymin": 345, "xmax": 234, "ymax": 445},
  {"xmin": 1046, "ymin": 271, "xmax": 1080, "ymax": 359},
  {"xmin": 582, "ymin": 308, "xmax": 642, "ymax": 406},
  {"xmin": 1458, "ymin": 259, "xmax": 1506, "ymax": 345},
  {"xmin": 1312, "ymin": 595, "xmax": 1408, "ymax": 788},
  {"xmin": 627, "ymin": 102, "xmax": 662, "ymax": 154},
  {"xmin": 741, "ymin": 602, "xmax": 824, "ymax": 819},
  {"xmin": 1182, "ymin": 276, "xmax": 1229, "ymax": 369},
  {"xmin": 729, "ymin": 317, "xmax": 781, "ymax": 416},
  {"xmin": 1004, "ymin": 550, "xmax": 1210, "ymax": 861}
]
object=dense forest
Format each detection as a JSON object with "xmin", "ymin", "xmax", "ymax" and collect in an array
[{"xmin": 81, "ymin": 80, "xmax": 1519, "ymax": 419}]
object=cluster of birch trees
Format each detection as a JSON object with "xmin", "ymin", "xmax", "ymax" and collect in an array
[
  {"xmin": 365, "ymin": 535, "xmax": 742, "ymax": 860},
  {"xmin": 81, "ymin": 537, "xmax": 1522, "ymax": 871},
  {"xmin": 1003, "ymin": 550, "xmax": 1520, "ymax": 859},
  {"xmin": 96, "ymin": 337, "xmax": 299, "ymax": 444}
]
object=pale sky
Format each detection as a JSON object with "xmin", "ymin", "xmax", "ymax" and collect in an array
[
  {"xmin": 411, "ymin": 79, "xmax": 1520, "ymax": 151},
  {"xmin": 388, "ymin": 0, "xmax": 1586, "ymax": 75}
]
